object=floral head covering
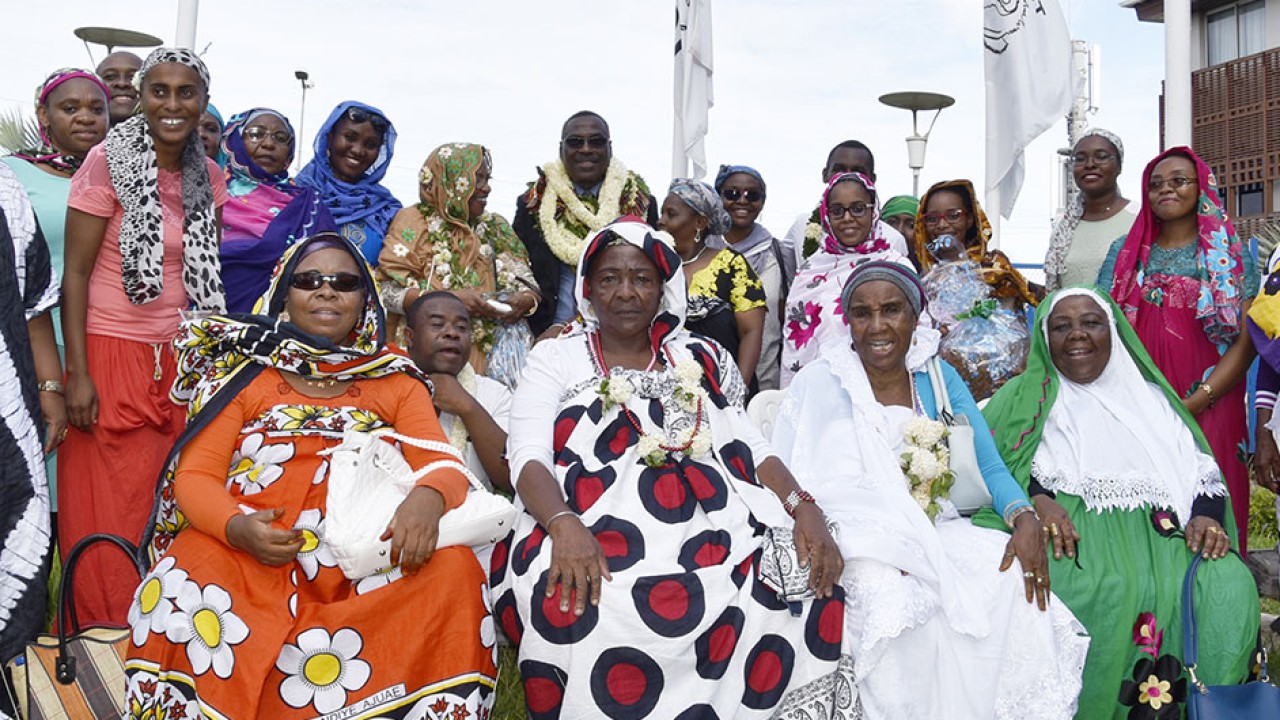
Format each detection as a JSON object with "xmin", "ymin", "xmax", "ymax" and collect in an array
[
  {"xmin": 419, "ymin": 142, "xmax": 488, "ymax": 229},
  {"xmin": 222, "ymin": 108, "xmax": 297, "ymax": 191},
  {"xmin": 1043, "ymin": 129, "xmax": 1125, "ymax": 291},
  {"xmin": 14, "ymin": 68, "xmax": 110, "ymax": 171},
  {"xmin": 1108, "ymin": 146, "xmax": 1245, "ymax": 352},
  {"xmin": 574, "ymin": 218, "xmax": 686, "ymax": 353},
  {"xmin": 819, "ymin": 172, "xmax": 887, "ymax": 255},
  {"xmin": 668, "ymin": 178, "xmax": 731, "ymax": 235},
  {"xmin": 295, "ymin": 100, "xmax": 402, "ymax": 232}
]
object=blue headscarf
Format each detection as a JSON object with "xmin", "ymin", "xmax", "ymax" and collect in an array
[
  {"xmin": 205, "ymin": 102, "xmax": 228, "ymax": 168},
  {"xmin": 713, "ymin": 164, "xmax": 767, "ymax": 197},
  {"xmin": 222, "ymin": 108, "xmax": 297, "ymax": 192},
  {"xmin": 296, "ymin": 101, "xmax": 403, "ymax": 265}
]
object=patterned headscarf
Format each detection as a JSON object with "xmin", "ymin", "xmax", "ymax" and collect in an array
[
  {"xmin": 13, "ymin": 68, "xmax": 110, "ymax": 172},
  {"xmin": 668, "ymin": 178, "xmax": 731, "ymax": 235},
  {"xmin": 574, "ymin": 218, "xmax": 686, "ymax": 353},
  {"xmin": 1043, "ymin": 129, "xmax": 1125, "ymax": 291},
  {"xmin": 101, "ymin": 48, "xmax": 224, "ymax": 311},
  {"xmin": 1109, "ymin": 146, "xmax": 1246, "ymax": 352},
  {"xmin": 295, "ymin": 100, "xmax": 402, "ymax": 235},
  {"xmin": 914, "ymin": 179, "xmax": 1037, "ymax": 306},
  {"xmin": 222, "ymin": 108, "xmax": 296, "ymax": 192},
  {"xmin": 149, "ymin": 232, "xmax": 426, "ymax": 560},
  {"xmin": 820, "ymin": 172, "xmax": 887, "ymax": 255},
  {"xmin": 712, "ymin": 164, "xmax": 766, "ymax": 197}
]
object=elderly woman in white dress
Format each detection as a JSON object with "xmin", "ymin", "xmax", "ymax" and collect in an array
[{"xmin": 773, "ymin": 260, "xmax": 1089, "ymax": 719}]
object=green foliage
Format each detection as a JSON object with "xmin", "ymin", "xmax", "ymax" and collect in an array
[
  {"xmin": 1250, "ymin": 484, "xmax": 1279, "ymax": 551},
  {"xmin": 492, "ymin": 644, "xmax": 525, "ymax": 719},
  {"xmin": 0, "ymin": 106, "xmax": 40, "ymax": 154}
]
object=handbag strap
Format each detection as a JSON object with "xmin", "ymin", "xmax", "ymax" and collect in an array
[
  {"xmin": 1180, "ymin": 548, "xmax": 1261, "ymax": 689},
  {"xmin": 370, "ymin": 430, "xmax": 487, "ymax": 493},
  {"xmin": 56, "ymin": 533, "xmax": 145, "ymax": 683},
  {"xmin": 926, "ymin": 358, "xmax": 956, "ymax": 424}
]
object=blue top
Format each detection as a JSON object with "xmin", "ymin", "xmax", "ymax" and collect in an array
[{"xmin": 1096, "ymin": 234, "xmax": 1260, "ymax": 297}]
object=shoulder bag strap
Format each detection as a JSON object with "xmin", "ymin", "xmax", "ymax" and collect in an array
[
  {"xmin": 1181, "ymin": 552, "xmax": 1203, "ymax": 673},
  {"xmin": 376, "ymin": 430, "xmax": 487, "ymax": 492},
  {"xmin": 770, "ymin": 238, "xmax": 792, "ymax": 298},
  {"xmin": 927, "ymin": 358, "xmax": 955, "ymax": 424},
  {"xmin": 57, "ymin": 533, "xmax": 144, "ymax": 682}
]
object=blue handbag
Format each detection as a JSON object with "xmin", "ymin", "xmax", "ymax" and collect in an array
[{"xmin": 1182, "ymin": 553, "xmax": 1280, "ymax": 719}]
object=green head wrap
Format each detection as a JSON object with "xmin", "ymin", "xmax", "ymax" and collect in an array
[{"xmin": 881, "ymin": 195, "xmax": 920, "ymax": 218}]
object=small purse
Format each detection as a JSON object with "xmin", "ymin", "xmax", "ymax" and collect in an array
[
  {"xmin": 321, "ymin": 429, "xmax": 517, "ymax": 580},
  {"xmin": 757, "ymin": 522, "xmax": 839, "ymax": 607},
  {"xmin": 927, "ymin": 358, "xmax": 991, "ymax": 515},
  {"xmin": 1182, "ymin": 553, "xmax": 1280, "ymax": 719},
  {"xmin": 5, "ymin": 534, "xmax": 145, "ymax": 720}
]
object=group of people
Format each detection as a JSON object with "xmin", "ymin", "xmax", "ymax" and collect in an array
[{"xmin": 0, "ymin": 44, "xmax": 1269, "ymax": 720}]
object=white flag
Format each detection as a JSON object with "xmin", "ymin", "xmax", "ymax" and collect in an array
[
  {"xmin": 673, "ymin": 0, "xmax": 713, "ymax": 180},
  {"xmin": 984, "ymin": 0, "xmax": 1076, "ymax": 219}
]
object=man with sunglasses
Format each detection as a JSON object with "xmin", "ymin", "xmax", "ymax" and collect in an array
[
  {"xmin": 783, "ymin": 139, "xmax": 909, "ymax": 268},
  {"xmin": 513, "ymin": 111, "xmax": 658, "ymax": 337}
]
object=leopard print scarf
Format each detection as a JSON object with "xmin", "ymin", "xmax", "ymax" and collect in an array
[{"xmin": 102, "ymin": 49, "xmax": 225, "ymax": 311}]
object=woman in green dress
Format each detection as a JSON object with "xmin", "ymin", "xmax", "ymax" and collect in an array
[{"xmin": 983, "ymin": 286, "xmax": 1259, "ymax": 719}]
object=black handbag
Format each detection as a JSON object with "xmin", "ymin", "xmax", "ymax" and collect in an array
[{"xmin": 1182, "ymin": 553, "xmax": 1280, "ymax": 719}]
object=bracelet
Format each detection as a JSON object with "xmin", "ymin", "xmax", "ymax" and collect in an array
[
  {"xmin": 522, "ymin": 292, "xmax": 541, "ymax": 318},
  {"xmin": 37, "ymin": 380, "xmax": 64, "ymax": 394},
  {"xmin": 1199, "ymin": 381, "xmax": 1216, "ymax": 408},
  {"xmin": 543, "ymin": 510, "xmax": 578, "ymax": 529},
  {"xmin": 782, "ymin": 490, "xmax": 816, "ymax": 517},
  {"xmin": 1007, "ymin": 504, "xmax": 1038, "ymax": 527}
]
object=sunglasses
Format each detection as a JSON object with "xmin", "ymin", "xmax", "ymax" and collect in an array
[
  {"xmin": 1071, "ymin": 151, "xmax": 1116, "ymax": 166},
  {"xmin": 289, "ymin": 271, "xmax": 363, "ymax": 293},
  {"xmin": 243, "ymin": 126, "xmax": 293, "ymax": 146},
  {"xmin": 1147, "ymin": 177, "xmax": 1196, "ymax": 192},
  {"xmin": 562, "ymin": 134, "xmax": 609, "ymax": 150},
  {"xmin": 344, "ymin": 107, "xmax": 389, "ymax": 133},
  {"xmin": 721, "ymin": 188, "xmax": 763, "ymax": 203},
  {"xmin": 827, "ymin": 202, "xmax": 871, "ymax": 219},
  {"xmin": 922, "ymin": 208, "xmax": 968, "ymax": 226}
]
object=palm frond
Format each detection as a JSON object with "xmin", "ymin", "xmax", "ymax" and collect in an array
[{"xmin": 0, "ymin": 106, "xmax": 40, "ymax": 154}]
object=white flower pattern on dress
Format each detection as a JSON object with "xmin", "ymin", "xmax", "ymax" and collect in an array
[
  {"xmin": 294, "ymin": 509, "xmax": 337, "ymax": 581},
  {"xmin": 164, "ymin": 580, "xmax": 250, "ymax": 678},
  {"xmin": 227, "ymin": 432, "xmax": 294, "ymax": 495},
  {"xmin": 127, "ymin": 555, "xmax": 187, "ymax": 646},
  {"xmin": 354, "ymin": 565, "xmax": 404, "ymax": 595},
  {"xmin": 276, "ymin": 627, "xmax": 372, "ymax": 713}
]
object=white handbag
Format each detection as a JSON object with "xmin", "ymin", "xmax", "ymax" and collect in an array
[
  {"xmin": 319, "ymin": 429, "xmax": 517, "ymax": 580},
  {"xmin": 926, "ymin": 358, "xmax": 992, "ymax": 515}
]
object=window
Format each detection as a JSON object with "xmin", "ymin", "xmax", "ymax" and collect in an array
[
  {"xmin": 1238, "ymin": 182, "xmax": 1265, "ymax": 217},
  {"xmin": 1207, "ymin": 1, "xmax": 1266, "ymax": 66}
]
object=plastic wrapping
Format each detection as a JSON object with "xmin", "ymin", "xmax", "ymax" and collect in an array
[{"xmin": 924, "ymin": 260, "xmax": 1030, "ymax": 400}]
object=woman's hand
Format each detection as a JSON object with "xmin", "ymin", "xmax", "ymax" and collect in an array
[
  {"xmin": 545, "ymin": 514, "xmax": 612, "ymax": 616},
  {"xmin": 1255, "ymin": 417, "xmax": 1280, "ymax": 493},
  {"xmin": 499, "ymin": 290, "xmax": 539, "ymax": 323},
  {"xmin": 1185, "ymin": 516, "xmax": 1232, "ymax": 560},
  {"xmin": 381, "ymin": 486, "xmax": 445, "ymax": 574},
  {"xmin": 1031, "ymin": 494, "xmax": 1079, "ymax": 560},
  {"xmin": 65, "ymin": 370, "xmax": 98, "ymax": 432},
  {"xmin": 226, "ymin": 509, "xmax": 304, "ymax": 566},
  {"xmin": 39, "ymin": 391, "xmax": 67, "ymax": 454},
  {"xmin": 453, "ymin": 289, "xmax": 502, "ymax": 320},
  {"xmin": 999, "ymin": 510, "xmax": 1051, "ymax": 610},
  {"xmin": 792, "ymin": 503, "xmax": 843, "ymax": 598}
]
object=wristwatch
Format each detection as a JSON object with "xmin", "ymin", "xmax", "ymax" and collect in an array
[{"xmin": 782, "ymin": 490, "xmax": 816, "ymax": 517}]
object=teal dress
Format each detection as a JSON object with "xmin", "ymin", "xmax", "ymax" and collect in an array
[{"xmin": 2, "ymin": 156, "xmax": 68, "ymax": 507}]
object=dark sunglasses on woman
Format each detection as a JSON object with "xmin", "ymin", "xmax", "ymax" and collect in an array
[
  {"xmin": 289, "ymin": 271, "xmax": 363, "ymax": 292},
  {"xmin": 344, "ymin": 107, "xmax": 389, "ymax": 133},
  {"xmin": 721, "ymin": 188, "xmax": 763, "ymax": 203}
]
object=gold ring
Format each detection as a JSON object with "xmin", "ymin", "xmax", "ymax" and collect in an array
[
  {"xmin": 1037, "ymin": 577, "xmax": 1047, "ymax": 586},
  {"xmin": 1207, "ymin": 526, "xmax": 1222, "ymax": 535},
  {"xmin": 1024, "ymin": 571, "xmax": 1035, "ymax": 578},
  {"xmin": 1050, "ymin": 523, "xmax": 1060, "ymax": 537}
]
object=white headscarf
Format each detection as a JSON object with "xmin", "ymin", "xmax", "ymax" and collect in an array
[{"xmin": 1032, "ymin": 288, "xmax": 1224, "ymax": 522}]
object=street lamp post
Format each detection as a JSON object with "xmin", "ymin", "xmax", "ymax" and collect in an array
[
  {"xmin": 294, "ymin": 70, "xmax": 314, "ymax": 173},
  {"xmin": 878, "ymin": 91, "xmax": 956, "ymax": 197}
]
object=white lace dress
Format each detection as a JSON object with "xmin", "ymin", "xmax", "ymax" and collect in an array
[{"xmin": 773, "ymin": 343, "xmax": 1089, "ymax": 720}]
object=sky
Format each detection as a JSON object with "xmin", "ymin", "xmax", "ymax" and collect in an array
[{"xmin": 0, "ymin": 0, "xmax": 1166, "ymax": 274}]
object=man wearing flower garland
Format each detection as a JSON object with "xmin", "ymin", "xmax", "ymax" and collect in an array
[
  {"xmin": 513, "ymin": 111, "xmax": 658, "ymax": 336},
  {"xmin": 404, "ymin": 291, "xmax": 512, "ymax": 495},
  {"xmin": 783, "ymin": 139, "xmax": 909, "ymax": 267}
]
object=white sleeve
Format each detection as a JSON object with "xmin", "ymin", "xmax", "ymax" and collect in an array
[
  {"xmin": 879, "ymin": 220, "xmax": 909, "ymax": 257},
  {"xmin": 784, "ymin": 212, "xmax": 809, "ymax": 270},
  {"xmin": 482, "ymin": 379, "xmax": 514, "ymax": 432},
  {"xmin": 506, "ymin": 340, "xmax": 565, "ymax": 487}
]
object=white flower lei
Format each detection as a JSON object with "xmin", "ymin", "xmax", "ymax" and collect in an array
[
  {"xmin": 899, "ymin": 417, "xmax": 954, "ymax": 521},
  {"xmin": 444, "ymin": 364, "xmax": 478, "ymax": 455},
  {"xmin": 595, "ymin": 358, "xmax": 711, "ymax": 467},
  {"xmin": 538, "ymin": 158, "xmax": 630, "ymax": 266}
]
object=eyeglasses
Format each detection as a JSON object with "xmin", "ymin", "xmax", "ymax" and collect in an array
[
  {"xmin": 344, "ymin": 107, "xmax": 389, "ymax": 133},
  {"xmin": 1147, "ymin": 177, "xmax": 1196, "ymax": 192},
  {"xmin": 288, "ymin": 271, "xmax": 363, "ymax": 292},
  {"xmin": 562, "ymin": 135, "xmax": 609, "ymax": 150},
  {"xmin": 1071, "ymin": 151, "xmax": 1116, "ymax": 166},
  {"xmin": 243, "ymin": 126, "xmax": 293, "ymax": 146},
  {"xmin": 827, "ymin": 202, "xmax": 871, "ymax": 219},
  {"xmin": 722, "ymin": 187, "xmax": 764, "ymax": 203},
  {"xmin": 922, "ymin": 208, "xmax": 968, "ymax": 226}
]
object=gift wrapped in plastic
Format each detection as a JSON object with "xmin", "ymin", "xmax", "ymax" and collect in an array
[{"xmin": 923, "ymin": 260, "xmax": 1030, "ymax": 400}]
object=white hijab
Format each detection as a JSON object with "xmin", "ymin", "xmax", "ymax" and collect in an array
[{"xmin": 1032, "ymin": 288, "xmax": 1224, "ymax": 522}]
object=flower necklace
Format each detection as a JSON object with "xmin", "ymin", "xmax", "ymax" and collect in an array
[
  {"xmin": 443, "ymin": 364, "xmax": 478, "ymax": 455},
  {"xmin": 589, "ymin": 332, "xmax": 711, "ymax": 467},
  {"xmin": 898, "ymin": 374, "xmax": 954, "ymax": 521},
  {"xmin": 538, "ymin": 158, "xmax": 630, "ymax": 266}
]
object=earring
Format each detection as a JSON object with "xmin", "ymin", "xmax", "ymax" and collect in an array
[{"xmin": 280, "ymin": 310, "xmax": 291, "ymax": 323}]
